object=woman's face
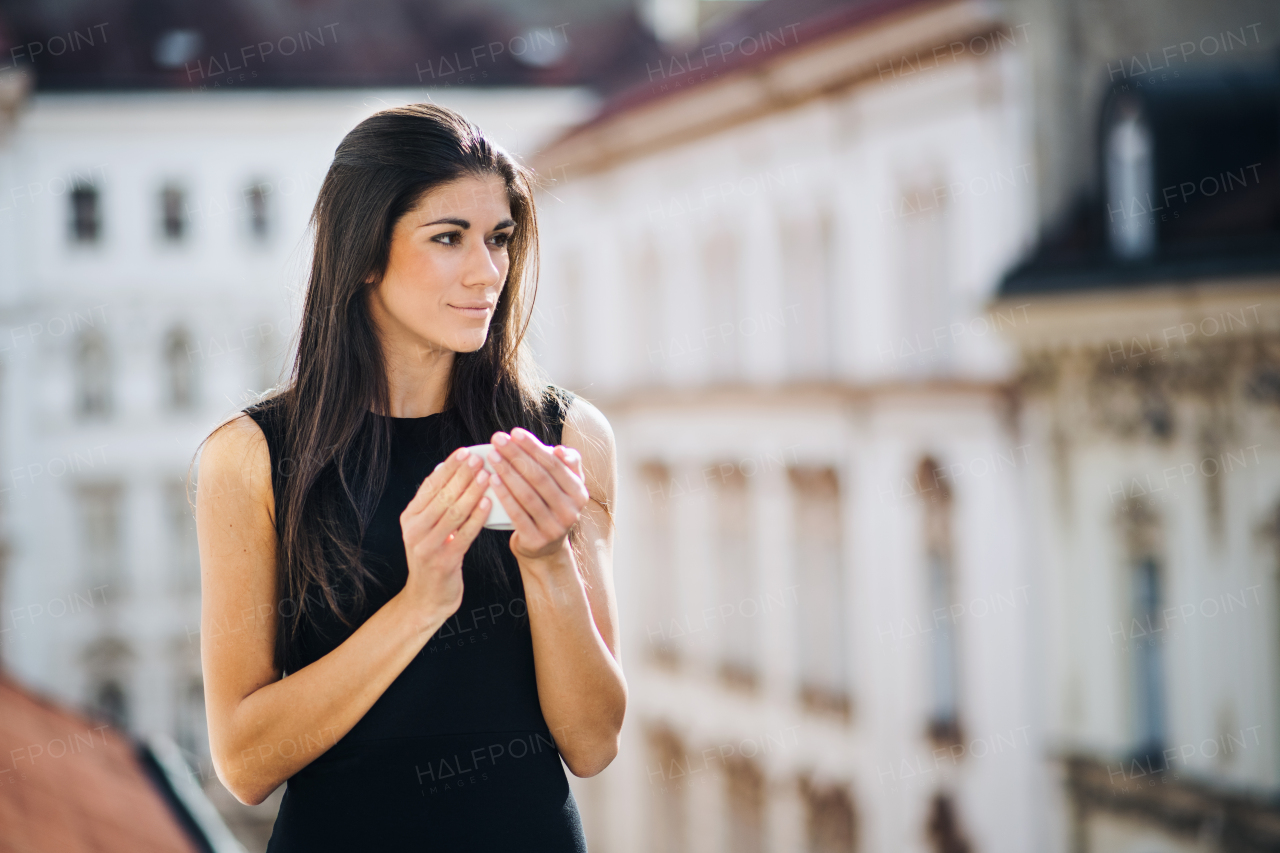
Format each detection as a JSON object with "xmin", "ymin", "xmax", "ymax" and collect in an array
[{"xmin": 368, "ymin": 172, "xmax": 515, "ymax": 359}]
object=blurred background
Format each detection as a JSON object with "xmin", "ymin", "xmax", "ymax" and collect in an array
[{"xmin": 0, "ymin": 0, "xmax": 1278, "ymax": 851}]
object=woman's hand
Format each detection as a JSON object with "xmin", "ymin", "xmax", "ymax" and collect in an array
[
  {"xmin": 398, "ymin": 447, "xmax": 491, "ymax": 629},
  {"xmin": 487, "ymin": 428, "xmax": 590, "ymax": 561}
]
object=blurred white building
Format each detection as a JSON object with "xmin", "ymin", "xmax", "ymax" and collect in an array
[
  {"xmin": 995, "ymin": 58, "xmax": 1280, "ymax": 853},
  {"xmin": 533, "ymin": 1, "xmax": 1044, "ymax": 850},
  {"xmin": 0, "ymin": 81, "xmax": 593, "ymax": 844}
]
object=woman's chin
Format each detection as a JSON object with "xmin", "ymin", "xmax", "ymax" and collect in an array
[{"xmin": 447, "ymin": 330, "xmax": 490, "ymax": 354}]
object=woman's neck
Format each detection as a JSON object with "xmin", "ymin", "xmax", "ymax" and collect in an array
[{"xmin": 380, "ymin": 334, "xmax": 455, "ymax": 418}]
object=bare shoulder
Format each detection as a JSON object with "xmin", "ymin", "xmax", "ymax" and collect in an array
[
  {"xmin": 561, "ymin": 395, "xmax": 616, "ymax": 503},
  {"xmin": 201, "ymin": 412, "xmax": 270, "ymax": 474},
  {"xmin": 562, "ymin": 395, "xmax": 614, "ymax": 452},
  {"xmin": 198, "ymin": 412, "xmax": 274, "ymax": 520}
]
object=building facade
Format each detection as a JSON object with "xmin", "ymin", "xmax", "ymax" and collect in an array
[
  {"xmin": 997, "ymin": 57, "xmax": 1280, "ymax": 853},
  {"xmin": 532, "ymin": 1, "xmax": 1044, "ymax": 850}
]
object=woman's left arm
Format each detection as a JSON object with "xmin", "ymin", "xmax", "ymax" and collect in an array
[{"xmin": 487, "ymin": 397, "xmax": 626, "ymax": 777}]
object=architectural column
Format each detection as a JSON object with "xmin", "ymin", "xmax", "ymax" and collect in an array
[
  {"xmin": 670, "ymin": 460, "xmax": 717, "ymax": 673},
  {"xmin": 752, "ymin": 456, "xmax": 795, "ymax": 699},
  {"xmin": 687, "ymin": 755, "xmax": 725, "ymax": 853},
  {"xmin": 767, "ymin": 774, "xmax": 806, "ymax": 853},
  {"xmin": 610, "ymin": 720, "xmax": 647, "ymax": 853}
]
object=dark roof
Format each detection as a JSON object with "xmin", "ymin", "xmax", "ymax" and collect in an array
[
  {"xmin": 0, "ymin": 669, "xmax": 209, "ymax": 852},
  {"xmin": 1000, "ymin": 60, "xmax": 1280, "ymax": 297},
  {"xmin": 0, "ymin": 0, "xmax": 658, "ymax": 92}
]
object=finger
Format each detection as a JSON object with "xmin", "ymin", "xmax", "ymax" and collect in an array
[
  {"xmin": 425, "ymin": 447, "xmax": 482, "ymax": 502},
  {"xmin": 555, "ymin": 445, "xmax": 584, "ymax": 479},
  {"xmin": 487, "ymin": 470, "xmax": 544, "ymax": 540},
  {"xmin": 404, "ymin": 447, "xmax": 470, "ymax": 516},
  {"xmin": 554, "ymin": 447, "xmax": 590, "ymax": 498},
  {"xmin": 407, "ymin": 467, "xmax": 488, "ymax": 555},
  {"xmin": 493, "ymin": 436, "xmax": 585, "ymax": 528},
  {"xmin": 429, "ymin": 466, "xmax": 489, "ymax": 537},
  {"xmin": 491, "ymin": 460, "xmax": 573, "ymax": 539},
  {"xmin": 420, "ymin": 452, "xmax": 483, "ymax": 524},
  {"xmin": 420, "ymin": 467, "xmax": 487, "ymax": 549},
  {"xmin": 511, "ymin": 429, "xmax": 587, "ymax": 499},
  {"xmin": 402, "ymin": 455, "xmax": 481, "ymax": 545},
  {"xmin": 442, "ymin": 490, "xmax": 491, "ymax": 558},
  {"xmin": 492, "ymin": 434, "xmax": 569, "ymax": 507},
  {"xmin": 553, "ymin": 444, "xmax": 580, "ymax": 469}
]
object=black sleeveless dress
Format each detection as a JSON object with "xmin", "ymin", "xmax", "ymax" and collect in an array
[{"xmin": 244, "ymin": 387, "xmax": 588, "ymax": 852}]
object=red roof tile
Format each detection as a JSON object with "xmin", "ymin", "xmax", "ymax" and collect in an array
[{"xmin": 0, "ymin": 671, "xmax": 202, "ymax": 853}]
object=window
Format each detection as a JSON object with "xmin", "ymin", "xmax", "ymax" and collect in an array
[
  {"xmin": 792, "ymin": 466, "xmax": 849, "ymax": 716},
  {"xmin": 802, "ymin": 779, "xmax": 856, "ymax": 853},
  {"xmin": 926, "ymin": 792, "xmax": 972, "ymax": 853},
  {"xmin": 167, "ymin": 480, "xmax": 199, "ymax": 593},
  {"xmin": 163, "ymin": 327, "xmax": 196, "ymax": 411},
  {"xmin": 1120, "ymin": 500, "xmax": 1167, "ymax": 765},
  {"xmin": 647, "ymin": 729, "xmax": 688, "ymax": 853},
  {"xmin": 724, "ymin": 757, "xmax": 765, "ymax": 853},
  {"xmin": 92, "ymin": 679, "xmax": 130, "ymax": 730},
  {"xmin": 640, "ymin": 462, "xmax": 679, "ymax": 665},
  {"xmin": 245, "ymin": 182, "xmax": 270, "ymax": 240},
  {"xmin": 781, "ymin": 209, "xmax": 838, "ymax": 378},
  {"xmin": 897, "ymin": 182, "xmax": 950, "ymax": 375},
  {"xmin": 634, "ymin": 233, "xmax": 664, "ymax": 381},
  {"xmin": 1105, "ymin": 99, "xmax": 1155, "ymax": 260},
  {"xmin": 560, "ymin": 253, "xmax": 583, "ymax": 387},
  {"xmin": 919, "ymin": 458, "xmax": 961, "ymax": 744},
  {"xmin": 174, "ymin": 676, "xmax": 208, "ymax": 762},
  {"xmin": 84, "ymin": 637, "xmax": 131, "ymax": 731},
  {"xmin": 1130, "ymin": 555, "xmax": 1168, "ymax": 763},
  {"xmin": 252, "ymin": 319, "xmax": 281, "ymax": 393},
  {"xmin": 152, "ymin": 29, "xmax": 203, "ymax": 69},
  {"xmin": 702, "ymin": 226, "xmax": 740, "ymax": 381},
  {"xmin": 69, "ymin": 182, "xmax": 101, "ymax": 243},
  {"xmin": 714, "ymin": 465, "xmax": 757, "ymax": 687},
  {"xmin": 160, "ymin": 183, "xmax": 187, "ymax": 241},
  {"xmin": 75, "ymin": 330, "xmax": 111, "ymax": 419},
  {"xmin": 817, "ymin": 209, "xmax": 839, "ymax": 375},
  {"xmin": 78, "ymin": 482, "xmax": 124, "ymax": 591}
]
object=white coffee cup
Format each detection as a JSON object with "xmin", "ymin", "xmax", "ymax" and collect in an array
[{"xmin": 463, "ymin": 444, "xmax": 513, "ymax": 530}]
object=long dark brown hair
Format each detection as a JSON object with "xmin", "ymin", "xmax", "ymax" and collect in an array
[{"xmin": 210, "ymin": 103, "xmax": 574, "ymax": 674}]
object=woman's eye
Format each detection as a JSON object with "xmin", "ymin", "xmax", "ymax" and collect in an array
[
  {"xmin": 433, "ymin": 231, "xmax": 462, "ymax": 245},
  {"xmin": 489, "ymin": 232, "xmax": 512, "ymax": 248}
]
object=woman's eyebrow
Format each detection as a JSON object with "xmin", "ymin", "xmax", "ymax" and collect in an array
[{"xmin": 420, "ymin": 217, "xmax": 516, "ymax": 229}]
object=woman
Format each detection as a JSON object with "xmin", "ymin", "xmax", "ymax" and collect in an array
[{"xmin": 196, "ymin": 103, "xmax": 626, "ymax": 851}]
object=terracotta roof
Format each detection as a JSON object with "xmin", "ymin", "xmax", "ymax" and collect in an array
[
  {"xmin": 0, "ymin": 670, "xmax": 205, "ymax": 853},
  {"xmin": 530, "ymin": 0, "xmax": 995, "ymax": 174},
  {"xmin": 577, "ymin": 0, "xmax": 935, "ymax": 128}
]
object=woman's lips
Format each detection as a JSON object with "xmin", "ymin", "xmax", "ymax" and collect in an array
[{"xmin": 448, "ymin": 304, "xmax": 491, "ymax": 317}]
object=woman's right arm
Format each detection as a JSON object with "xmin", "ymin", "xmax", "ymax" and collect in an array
[{"xmin": 197, "ymin": 414, "xmax": 490, "ymax": 806}]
